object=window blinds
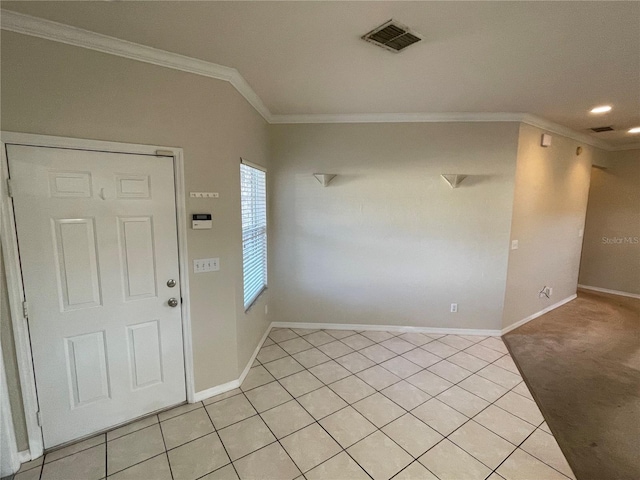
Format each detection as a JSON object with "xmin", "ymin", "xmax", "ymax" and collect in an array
[{"xmin": 240, "ymin": 161, "xmax": 267, "ymax": 309}]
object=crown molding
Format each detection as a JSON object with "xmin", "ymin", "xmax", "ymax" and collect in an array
[
  {"xmin": 520, "ymin": 116, "xmax": 640, "ymax": 152},
  {"xmin": 269, "ymin": 112, "xmax": 525, "ymax": 124},
  {"xmin": 0, "ymin": 9, "xmax": 272, "ymax": 121},
  {"xmin": 271, "ymin": 112, "xmax": 631, "ymax": 151},
  {"xmin": 3, "ymin": 9, "xmax": 637, "ymax": 152},
  {"xmin": 607, "ymin": 143, "xmax": 640, "ymax": 152},
  {"xmin": 519, "ymin": 114, "xmax": 612, "ymax": 150}
]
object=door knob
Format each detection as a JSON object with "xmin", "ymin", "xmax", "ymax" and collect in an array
[
  {"xmin": 167, "ymin": 279, "xmax": 177, "ymax": 288},
  {"xmin": 168, "ymin": 298, "xmax": 179, "ymax": 308}
]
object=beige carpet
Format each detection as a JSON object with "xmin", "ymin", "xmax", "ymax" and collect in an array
[{"xmin": 503, "ymin": 289, "xmax": 640, "ymax": 480}]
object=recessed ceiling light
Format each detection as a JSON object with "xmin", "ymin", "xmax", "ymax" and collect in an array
[
  {"xmin": 590, "ymin": 105, "xmax": 612, "ymax": 114},
  {"xmin": 628, "ymin": 127, "xmax": 640, "ymax": 134}
]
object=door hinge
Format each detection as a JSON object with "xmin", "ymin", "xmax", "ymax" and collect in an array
[
  {"xmin": 6, "ymin": 179, "xmax": 13, "ymax": 198},
  {"xmin": 22, "ymin": 301, "xmax": 29, "ymax": 320},
  {"xmin": 36, "ymin": 411, "xmax": 42, "ymax": 427}
]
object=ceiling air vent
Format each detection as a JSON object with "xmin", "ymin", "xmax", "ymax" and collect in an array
[
  {"xmin": 590, "ymin": 126, "xmax": 615, "ymax": 132},
  {"xmin": 362, "ymin": 20, "xmax": 422, "ymax": 53}
]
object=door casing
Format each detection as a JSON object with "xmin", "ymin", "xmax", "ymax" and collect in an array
[{"xmin": 0, "ymin": 132, "xmax": 195, "ymax": 460}]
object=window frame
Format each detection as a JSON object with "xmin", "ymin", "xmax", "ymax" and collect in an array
[{"xmin": 240, "ymin": 158, "xmax": 267, "ymax": 311}]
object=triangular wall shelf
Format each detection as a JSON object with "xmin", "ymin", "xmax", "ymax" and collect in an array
[
  {"xmin": 313, "ymin": 173, "xmax": 337, "ymax": 187},
  {"xmin": 441, "ymin": 174, "xmax": 467, "ymax": 189}
]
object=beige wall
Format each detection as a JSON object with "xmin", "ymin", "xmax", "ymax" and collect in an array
[
  {"xmin": 0, "ymin": 246, "xmax": 29, "ymax": 451},
  {"xmin": 579, "ymin": 150, "xmax": 640, "ymax": 295},
  {"xmin": 3, "ymin": 25, "xmax": 634, "ymax": 458},
  {"xmin": 269, "ymin": 122, "xmax": 520, "ymax": 331},
  {"xmin": 502, "ymin": 124, "xmax": 595, "ymax": 329},
  {"xmin": 1, "ymin": 31, "xmax": 271, "ymax": 403}
]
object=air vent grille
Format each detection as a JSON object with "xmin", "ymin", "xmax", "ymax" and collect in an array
[
  {"xmin": 591, "ymin": 126, "xmax": 614, "ymax": 132},
  {"xmin": 362, "ymin": 20, "xmax": 422, "ymax": 53}
]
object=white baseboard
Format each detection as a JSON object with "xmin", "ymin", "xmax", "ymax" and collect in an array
[
  {"xmin": 577, "ymin": 284, "xmax": 640, "ymax": 300},
  {"xmin": 193, "ymin": 379, "xmax": 240, "ymax": 403},
  {"xmin": 501, "ymin": 294, "xmax": 577, "ymax": 335},
  {"xmin": 17, "ymin": 450, "xmax": 31, "ymax": 463},
  {"xmin": 193, "ymin": 323, "xmax": 274, "ymax": 403},
  {"xmin": 193, "ymin": 319, "xmax": 506, "ymax": 403},
  {"xmin": 238, "ymin": 324, "xmax": 274, "ymax": 385},
  {"xmin": 270, "ymin": 321, "xmax": 501, "ymax": 337}
]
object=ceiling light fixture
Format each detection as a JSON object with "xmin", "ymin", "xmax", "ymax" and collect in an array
[
  {"xmin": 628, "ymin": 127, "xmax": 640, "ymax": 134},
  {"xmin": 590, "ymin": 105, "xmax": 612, "ymax": 114}
]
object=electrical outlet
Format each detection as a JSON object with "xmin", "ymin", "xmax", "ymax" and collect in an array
[
  {"xmin": 265, "ymin": 304, "xmax": 269, "ymax": 315},
  {"xmin": 193, "ymin": 258, "xmax": 220, "ymax": 273},
  {"xmin": 450, "ymin": 303, "xmax": 458, "ymax": 313},
  {"xmin": 511, "ymin": 240, "xmax": 519, "ymax": 250}
]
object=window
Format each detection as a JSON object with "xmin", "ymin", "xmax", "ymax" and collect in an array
[{"xmin": 240, "ymin": 160, "xmax": 267, "ymax": 310}]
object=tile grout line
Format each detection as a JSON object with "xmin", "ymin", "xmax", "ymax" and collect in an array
[
  {"xmin": 266, "ymin": 330, "xmax": 507, "ymax": 419},
  {"xmin": 266, "ymin": 330, "xmax": 487, "ymax": 479},
  {"xmin": 104, "ymin": 429, "xmax": 108, "ymax": 480},
  {"xmin": 248, "ymin": 330, "xmax": 399, "ymax": 478},
  {"xmin": 266, "ymin": 328, "xmax": 526, "ymax": 428},
  {"xmin": 201, "ymin": 401, "xmax": 243, "ymax": 480},
  {"xmin": 69, "ymin": 333, "xmax": 526, "ymax": 480},
  {"xmin": 104, "ymin": 415, "xmax": 222, "ymax": 478},
  {"xmin": 525, "ymin": 426, "xmax": 575, "ymax": 479},
  {"xmin": 35, "ymin": 328, "xmax": 557, "ymax": 480},
  {"xmin": 200, "ymin": 329, "xmax": 550, "ymax": 479},
  {"xmin": 257, "ymin": 329, "xmax": 520, "ymax": 478},
  {"xmin": 267, "ymin": 328, "xmax": 554, "ymax": 477},
  {"xmin": 238, "ymin": 387, "xmax": 306, "ymax": 477},
  {"xmin": 156, "ymin": 414, "xmax": 175, "ymax": 480},
  {"xmin": 32, "ymin": 330, "xmax": 481, "ymax": 467},
  {"xmin": 255, "ymin": 365, "xmax": 376, "ymax": 479}
]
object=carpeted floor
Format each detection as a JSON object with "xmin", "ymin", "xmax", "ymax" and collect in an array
[{"xmin": 503, "ymin": 289, "xmax": 640, "ymax": 480}]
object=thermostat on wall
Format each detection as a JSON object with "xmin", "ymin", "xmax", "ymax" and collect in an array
[{"xmin": 192, "ymin": 214, "xmax": 212, "ymax": 229}]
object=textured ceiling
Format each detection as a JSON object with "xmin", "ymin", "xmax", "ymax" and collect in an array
[{"xmin": 2, "ymin": 1, "xmax": 639, "ymax": 146}]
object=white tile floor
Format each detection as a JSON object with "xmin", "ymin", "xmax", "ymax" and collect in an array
[{"xmin": 11, "ymin": 328, "xmax": 576, "ymax": 480}]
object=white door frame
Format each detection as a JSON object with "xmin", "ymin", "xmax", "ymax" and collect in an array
[
  {"xmin": 0, "ymin": 132, "xmax": 195, "ymax": 460},
  {"xmin": 1, "ymin": 341, "xmax": 21, "ymax": 476}
]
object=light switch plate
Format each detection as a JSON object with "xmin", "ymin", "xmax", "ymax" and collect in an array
[
  {"xmin": 511, "ymin": 240, "xmax": 519, "ymax": 250},
  {"xmin": 190, "ymin": 192, "xmax": 219, "ymax": 198},
  {"xmin": 193, "ymin": 258, "xmax": 220, "ymax": 273}
]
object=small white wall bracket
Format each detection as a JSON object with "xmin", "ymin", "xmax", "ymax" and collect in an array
[
  {"xmin": 313, "ymin": 173, "xmax": 337, "ymax": 187},
  {"xmin": 441, "ymin": 174, "xmax": 467, "ymax": 189}
]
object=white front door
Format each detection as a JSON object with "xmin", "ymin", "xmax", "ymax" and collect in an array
[{"xmin": 7, "ymin": 145, "xmax": 186, "ymax": 448}]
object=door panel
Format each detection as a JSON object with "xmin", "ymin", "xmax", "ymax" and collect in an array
[
  {"xmin": 118, "ymin": 216, "xmax": 157, "ymax": 300},
  {"xmin": 7, "ymin": 145, "xmax": 185, "ymax": 448},
  {"xmin": 65, "ymin": 331, "xmax": 110, "ymax": 408},
  {"xmin": 53, "ymin": 218, "xmax": 103, "ymax": 310},
  {"xmin": 127, "ymin": 320, "xmax": 163, "ymax": 389}
]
